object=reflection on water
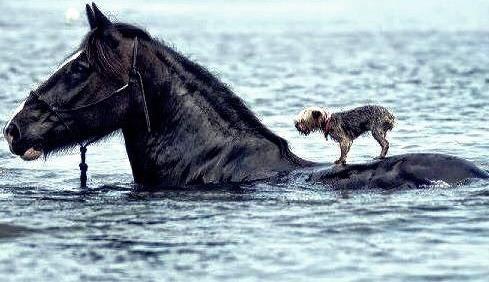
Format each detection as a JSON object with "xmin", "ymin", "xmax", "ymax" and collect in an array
[{"xmin": 0, "ymin": 0, "xmax": 488, "ymax": 281}]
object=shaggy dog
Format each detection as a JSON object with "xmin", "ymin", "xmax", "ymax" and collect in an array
[{"xmin": 294, "ymin": 105, "xmax": 395, "ymax": 165}]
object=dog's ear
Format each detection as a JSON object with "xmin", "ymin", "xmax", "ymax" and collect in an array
[{"xmin": 312, "ymin": 110, "xmax": 322, "ymax": 120}]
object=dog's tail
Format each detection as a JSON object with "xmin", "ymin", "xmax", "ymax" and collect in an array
[{"xmin": 383, "ymin": 111, "xmax": 395, "ymax": 132}]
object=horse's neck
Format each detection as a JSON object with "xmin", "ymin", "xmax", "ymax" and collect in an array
[{"xmin": 122, "ymin": 43, "xmax": 303, "ymax": 185}]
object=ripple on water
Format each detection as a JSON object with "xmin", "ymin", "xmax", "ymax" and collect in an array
[
  {"xmin": 0, "ymin": 223, "xmax": 32, "ymax": 239},
  {"xmin": 0, "ymin": 0, "xmax": 489, "ymax": 281}
]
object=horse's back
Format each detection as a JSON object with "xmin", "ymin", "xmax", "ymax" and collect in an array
[{"xmin": 307, "ymin": 153, "xmax": 488, "ymax": 189}]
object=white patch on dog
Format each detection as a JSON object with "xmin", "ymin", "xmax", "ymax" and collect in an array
[{"xmin": 294, "ymin": 106, "xmax": 331, "ymax": 131}]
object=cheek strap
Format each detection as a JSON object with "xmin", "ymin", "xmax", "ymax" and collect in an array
[
  {"xmin": 130, "ymin": 37, "xmax": 151, "ymax": 133},
  {"xmin": 79, "ymin": 37, "xmax": 151, "ymax": 188}
]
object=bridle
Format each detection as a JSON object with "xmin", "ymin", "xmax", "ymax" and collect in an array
[{"xmin": 32, "ymin": 37, "xmax": 151, "ymax": 188}]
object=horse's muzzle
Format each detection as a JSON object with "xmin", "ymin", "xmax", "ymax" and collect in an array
[
  {"xmin": 4, "ymin": 122, "xmax": 19, "ymax": 153},
  {"xmin": 4, "ymin": 121, "xmax": 42, "ymax": 161}
]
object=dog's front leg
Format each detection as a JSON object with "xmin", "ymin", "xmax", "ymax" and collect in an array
[
  {"xmin": 372, "ymin": 129, "xmax": 389, "ymax": 159},
  {"xmin": 335, "ymin": 139, "xmax": 352, "ymax": 165}
]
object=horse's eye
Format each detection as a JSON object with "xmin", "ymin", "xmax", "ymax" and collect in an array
[
  {"xmin": 67, "ymin": 61, "xmax": 90, "ymax": 86},
  {"xmin": 71, "ymin": 61, "xmax": 90, "ymax": 74}
]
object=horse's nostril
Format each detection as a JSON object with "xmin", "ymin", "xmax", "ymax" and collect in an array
[{"xmin": 5, "ymin": 123, "xmax": 21, "ymax": 141}]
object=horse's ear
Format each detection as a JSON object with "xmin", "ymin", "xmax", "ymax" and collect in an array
[
  {"xmin": 91, "ymin": 2, "xmax": 111, "ymax": 28},
  {"xmin": 85, "ymin": 4, "xmax": 96, "ymax": 30}
]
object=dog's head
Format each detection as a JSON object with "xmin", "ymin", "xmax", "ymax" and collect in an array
[{"xmin": 294, "ymin": 106, "xmax": 331, "ymax": 135}]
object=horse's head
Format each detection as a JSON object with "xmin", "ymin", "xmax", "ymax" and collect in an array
[{"xmin": 4, "ymin": 3, "xmax": 151, "ymax": 160}]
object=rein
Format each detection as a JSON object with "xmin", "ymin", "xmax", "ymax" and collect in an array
[{"xmin": 33, "ymin": 37, "xmax": 151, "ymax": 188}]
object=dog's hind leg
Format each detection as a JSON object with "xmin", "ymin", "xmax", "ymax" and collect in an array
[
  {"xmin": 335, "ymin": 139, "xmax": 352, "ymax": 165},
  {"xmin": 372, "ymin": 129, "xmax": 389, "ymax": 159}
]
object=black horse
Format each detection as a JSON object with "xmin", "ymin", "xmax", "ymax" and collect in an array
[{"xmin": 3, "ymin": 4, "xmax": 488, "ymax": 188}]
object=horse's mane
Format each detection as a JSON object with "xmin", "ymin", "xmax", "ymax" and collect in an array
[{"xmin": 81, "ymin": 22, "xmax": 302, "ymax": 164}]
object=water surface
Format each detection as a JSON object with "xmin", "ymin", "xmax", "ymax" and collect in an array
[{"xmin": 0, "ymin": 1, "xmax": 488, "ymax": 281}]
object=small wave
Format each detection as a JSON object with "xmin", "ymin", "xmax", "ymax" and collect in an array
[{"xmin": 419, "ymin": 180, "xmax": 451, "ymax": 189}]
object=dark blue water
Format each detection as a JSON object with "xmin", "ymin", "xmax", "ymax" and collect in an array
[{"xmin": 1, "ymin": 1, "xmax": 488, "ymax": 281}]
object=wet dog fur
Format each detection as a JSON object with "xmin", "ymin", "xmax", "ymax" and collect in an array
[{"xmin": 294, "ymin": 105, "xmax": 395, "ymax": 165}]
